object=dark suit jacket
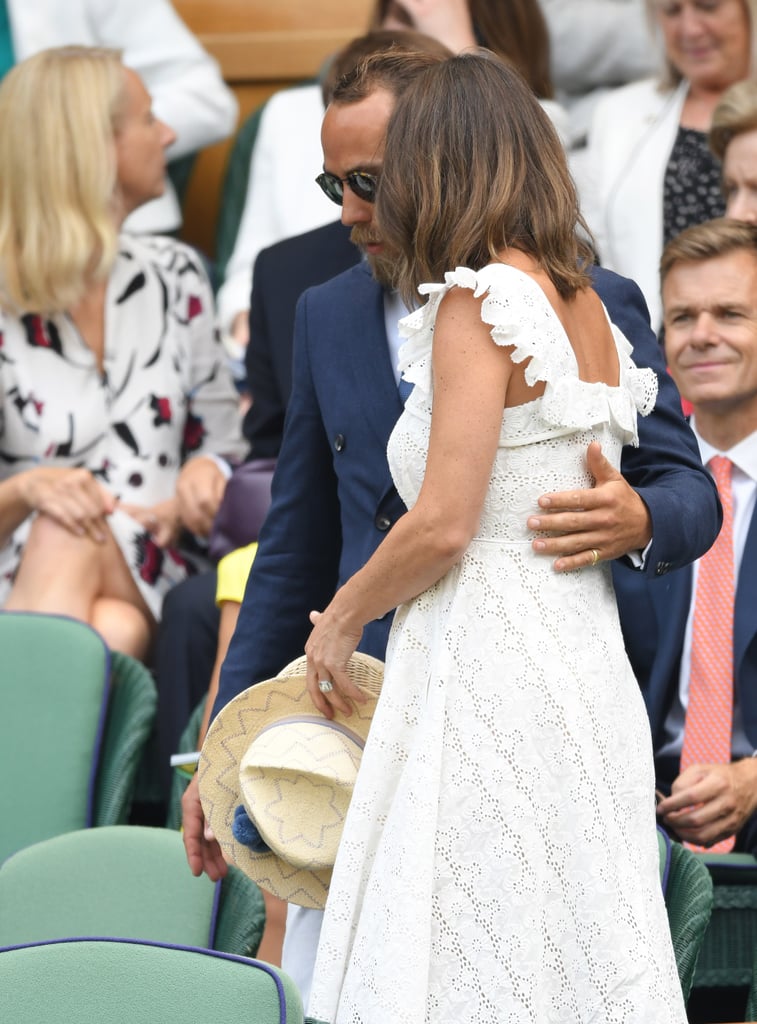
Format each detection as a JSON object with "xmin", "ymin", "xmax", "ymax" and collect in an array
[
  {"xmin": 614, "ymin": 505, "xmax": 757, "ymax": 752},
  {"xmin": 214, "ymin": 256, "xmax": 721, "ymax": 719},
  {"xmin": 242, "ymin": 220, "xmax": 359, "ymax": 458}
]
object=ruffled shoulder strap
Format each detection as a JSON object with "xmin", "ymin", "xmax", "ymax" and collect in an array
[
  {"xmin": 398, "ymin": 264, "xmax": 566, "ymax": 394},
  {"xmin": 397, "ymin": 264, "xmax": 657, "ymax": 440}
]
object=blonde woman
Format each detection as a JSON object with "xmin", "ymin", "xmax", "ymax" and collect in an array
[
  {"xmin": 710, "ymin": 78, "xmax": 757, "ymax": 222},
  {"xmin": 584, "ymin": 0, "xmax": 755, "ymax": 330},
  {"xmin": 0, "ymin": 47, "xmax": 245, "ymax": 659}
]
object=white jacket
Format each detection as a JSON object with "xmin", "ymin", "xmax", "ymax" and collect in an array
[
  {"xmin": 216, "ymin": 83, "xmax": 336, "ymax": 336},
  {"xmin": 582, "ymin": 77, "xmax": 687, "ymax": 330},
  {"xmin": 8, "ymin": 0, "xmax": 238, "ymax": 232}
]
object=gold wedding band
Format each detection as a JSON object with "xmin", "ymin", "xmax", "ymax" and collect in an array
[{"xmin": 590, "ymin": 548, "xmax": 600, "ymax": 566}]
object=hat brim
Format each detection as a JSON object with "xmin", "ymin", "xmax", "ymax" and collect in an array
[{"xmin": 198, "ymin": 652, "xmax": 383, "ymax": 909}]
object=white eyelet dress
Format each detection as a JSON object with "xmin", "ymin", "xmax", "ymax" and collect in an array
[{"xmin": 306, "ymin": 264, "xmax": 687, "ymax": 1024}]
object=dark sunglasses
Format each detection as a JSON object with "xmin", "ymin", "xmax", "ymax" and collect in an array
[{"xmin": 315, "ymin": 170, "xmax": 379, "ymax": 206}]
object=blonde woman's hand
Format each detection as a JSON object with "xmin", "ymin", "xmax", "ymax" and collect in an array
[
  {"xmin": 119, "ymin": 497, "xmax": 182, "ymax": 548},
  {"xmin": 305, "ymin": 608, "xmax": 365, "ymax": 720},
  {"xmin": 18, "ymin": 466, "xmax": 116, "ymax": 543},
  {"xmin": 176, "ymin": 456, "xmax": 227, "ymax": 537}
]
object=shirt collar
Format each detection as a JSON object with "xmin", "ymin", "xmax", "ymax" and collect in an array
[{"xmin": 690, "ymin": 417, "xmax": 757, "ymax": 485}]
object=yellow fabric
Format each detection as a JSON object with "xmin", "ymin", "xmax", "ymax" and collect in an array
[{"xmin": 216, "ymin": 543, "xmax": 258, "ymax": 606}]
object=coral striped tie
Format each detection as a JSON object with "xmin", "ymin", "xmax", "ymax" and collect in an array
[{"xmin": 681, "ymin": 455, "xmax": 735, "ymax": 853}]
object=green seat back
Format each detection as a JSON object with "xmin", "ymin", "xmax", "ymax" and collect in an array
[
  {"xmin": 0, "ymin": 827, "xmax": 216, "ymax": 948},
  {"xmin": 659, "ymin": 835, "xmax": 714, "ymax": 1001},
  {"xmin": 0, "ymin": 613, "xmax": 110, "ymax": 859},
  {"xmin": 94, "ymin": 651, "xmax": 157, "ymax": 826},
  {"xmin": 692, "ymin": 851, "xmax": 757, "ymax": 990},
  {"xmin": 0, "ymin": 939, "xmax": 304, "ymax": 1023},
  {"xmin": 747, "ymin": 941, "xmax": 757, "ymax": 1019},
  {"xmin": 165, "ymin": 696, "xmax": 206, "ymax": 830},
  {"xmin": 214, "ymin": 80, "xmax": 318, "ymax": 291},
  {"xmin": 214, "ymin": 102, "xmax": 266, "ymax": 290},
  {"xmin": 0, "ymin": 825, "xmax": 266, "ymax": 958}
]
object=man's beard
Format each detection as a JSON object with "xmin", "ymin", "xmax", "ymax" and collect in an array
[{"xmin": 350, "ymin": 226, "xmax": 398, "ymax": 290}]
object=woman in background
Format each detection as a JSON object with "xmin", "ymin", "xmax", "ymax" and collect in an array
[
  {"xmin": 0, "ymin": 46, "xmax": 245, "ymax": 659},
  {"xmin": 584, "ymin": 0, "xmax": 754, "ymax": 330},
  {"xmin": 710, "ymin": 78, "xmax": 757, "ymax": 222}
]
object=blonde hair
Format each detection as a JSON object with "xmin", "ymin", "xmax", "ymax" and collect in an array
[
  {"xmin": 0, "ymin": 46, "xmax": 126, "ymax": 314},
  {"xmin": 377, "ymin": 52, "xmax": 593, "ymax": 308},
  {"xmin": 710, "ymin": 78, "xmax": 757, "ymax": 159},
  {"xmin": 660, "ymin": 217, "xmax": 757, "ymax": 284},
  {"xmin": 646, "ymin": 0, "xmax": 757, "ymax": 90}
]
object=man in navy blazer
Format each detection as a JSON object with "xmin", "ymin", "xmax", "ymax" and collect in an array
[
  {"xmin": 182, "ymin": 48, "xmax": 720, "ymax": 1001},
  {"xmin": 184, "ymin": 43, "xmax": 720, "ymax": 856},
  {"xmin": 206, "ymin": 250, "xmax": 719, "ymax": 688},
  {"xmin": 615, "ymin": 219, "xmax": 757, "ymax": 854},
  {"xmin": 242, "ymin": 220, "xmax": 359, "ymax": 460}
]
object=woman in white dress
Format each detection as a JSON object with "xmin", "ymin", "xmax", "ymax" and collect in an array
[
  {"xmin": 304, "ymin": 52, "xmax": 686, "ymax": 1023},
  {"xmin": 0, "ymin": 47, "xmax": 245, "ymax": 659}
]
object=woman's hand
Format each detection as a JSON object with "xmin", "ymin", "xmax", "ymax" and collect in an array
[
  {"xmin": 119, "ymin": 496, "xmax": 181, "ymax": 548},
  {"xmin": 176, "ymin": 456, "xmax": 227, "ymax": 537},
  {"xmin": 305, "ymin": 607, "xmax": 365, "ymax": 720},
  {"xmin": 17, "ymin": 466, "xmax": 115, "ymax": 542}
]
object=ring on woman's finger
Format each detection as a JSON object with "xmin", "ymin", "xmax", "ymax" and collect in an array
[
  {"xmin": 318, "ymin": 679, "xmax": 334, "ymax": 694},
  {"xmin": 590, "ymin": 548, "xmax": 600, "ymax": 566}
]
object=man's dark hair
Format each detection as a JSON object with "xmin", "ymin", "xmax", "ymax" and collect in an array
[{"xmin": 322, "ymin": 30, "xmax": 451, "ymax": 106}]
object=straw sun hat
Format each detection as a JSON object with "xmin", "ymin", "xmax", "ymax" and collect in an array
[{"xmin": 198, "ymin": 652, "xmax": 384, "ymax": 910}]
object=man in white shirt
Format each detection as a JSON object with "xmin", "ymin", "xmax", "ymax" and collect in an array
[{"xmin": 614, "ymin": 217, "xmax": 757, "ymax": 853}]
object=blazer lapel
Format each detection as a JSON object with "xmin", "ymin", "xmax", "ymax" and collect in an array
[{"xmin": 346, "ymin": 262, "xmax": 404, "ymax": 454}]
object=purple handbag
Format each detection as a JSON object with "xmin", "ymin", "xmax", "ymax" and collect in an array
[{"xmin": 208, "ymin": 458, "xmax": 276, "ymax": 562}]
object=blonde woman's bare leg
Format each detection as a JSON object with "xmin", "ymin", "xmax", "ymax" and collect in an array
[{"xmin": 5, "ymin": 512, "xmax": 155, "ymax": 660}]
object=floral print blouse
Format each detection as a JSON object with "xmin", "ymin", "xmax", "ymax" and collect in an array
[{"xmin": 0, "ymin": 233, "xmax": 246, "ymax": 616}]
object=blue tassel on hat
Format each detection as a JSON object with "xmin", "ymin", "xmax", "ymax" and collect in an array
[{"xmin": 232, "ymin": 804, "xmax": 271, "ymax": 853}]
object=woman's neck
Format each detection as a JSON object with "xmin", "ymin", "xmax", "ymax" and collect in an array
[{"xmin": 681, "ymin": 81, "xmax": 733, "ymax": 132}]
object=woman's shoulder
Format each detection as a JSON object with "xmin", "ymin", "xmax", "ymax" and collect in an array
[
  {"xmin": 404, "ymin": 264, "xmax": 558, "ymax": 357},
  {"xmin": 592, "ymin": 76, "xmax": 675, "ymax": 128},
  {"xmin": 118, "ymin": 233, "xmax": 210, "ymax": 283},
  {"xmin": 418, "ymin": 262, "xmax": 541, "ymax": 299}
]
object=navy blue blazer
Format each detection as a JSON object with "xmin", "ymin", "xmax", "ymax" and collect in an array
[
  {"xmin": 214, "ymin": 258, "xmax": 721, "ymax": 718},
  {"xmin": 242, "ymin": 220, "xmax": 359, "ymax": 458},
  {"xmin": 614, "ymin": 506, "xmax": 757, "ymax": 752}
]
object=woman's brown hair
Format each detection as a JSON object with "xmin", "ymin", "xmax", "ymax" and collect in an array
[
  {"xmin": 370, "ymin": 0, "xmax": 553, "ymax": 98},
  {"xmin": 377, "ymin": 51, "xmax": 593, "ymax": 308}
]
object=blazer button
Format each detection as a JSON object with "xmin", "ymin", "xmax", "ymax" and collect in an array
[
  {"xmin": 375, "ymin": 514, "xmax": 392, "ymax": 532},
  {"xmin": 334, "ymin": 433, "xmax": 345, "ymax": 453}
]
